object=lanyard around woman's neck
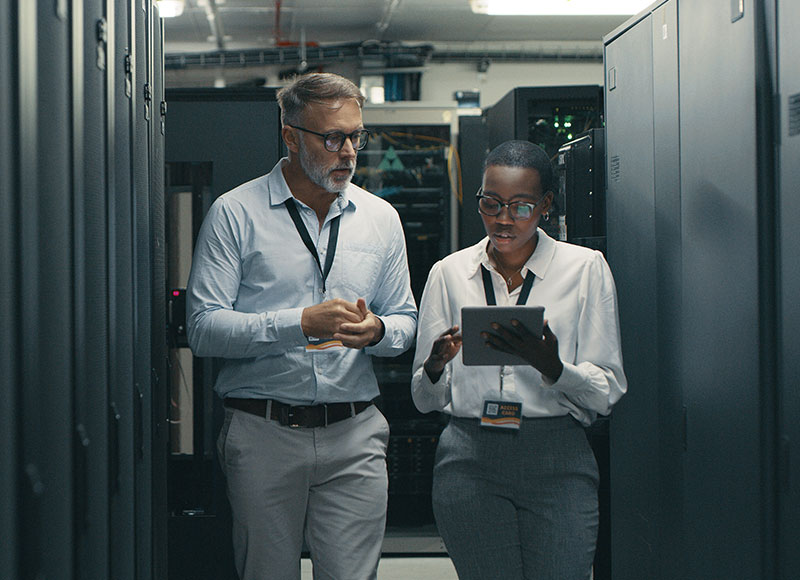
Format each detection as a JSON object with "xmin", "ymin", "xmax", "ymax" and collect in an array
[{"xmin": 480, "ymin": 264, "xmax": 535, "ymax": 306}]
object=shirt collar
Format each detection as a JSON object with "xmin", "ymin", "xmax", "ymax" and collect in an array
[
  {"xmin": 468, "ymin": 228, "xmax": 556, "ymax": 282},
  {"xmin": 267, "ymin": 157, "xmax": 356, "ymax": 214}
]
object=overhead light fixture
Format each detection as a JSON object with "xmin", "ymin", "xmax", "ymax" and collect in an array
[
  {"xmin": 470, "ymin": 0, "xmax": 652, "ymax": 16},
  {"xmin": 156, "ymin": 0, "xmax": 186, "ymax": 18}
]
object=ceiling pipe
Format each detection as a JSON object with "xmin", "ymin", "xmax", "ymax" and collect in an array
[
  {"xmin": 164, "ymin": 42, "xmax": 602, "ymax": 71},
  {"xmin": 200, "ymin": 0, "xmax": 226, "ymax": 51},
  {"xmin": 274, "ymin": 0, "xmax": 282, "ymax": 46},
  {"xmin": 376, "ymin": 0, "xmax": 401, "ymax": 37}
]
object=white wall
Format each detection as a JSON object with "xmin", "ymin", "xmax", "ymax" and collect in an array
[
  {"xmin": 165, "ymin": 59, "xmax": 603, "ymax": 109},
  {"xmin": 419, "ymin": 61, "xmax": 603, "ymax": 108}
]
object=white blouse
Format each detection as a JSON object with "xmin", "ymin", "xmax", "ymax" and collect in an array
[{"xmin": 410, "ymin": 229, "xmax": 627, "ymax": 426}]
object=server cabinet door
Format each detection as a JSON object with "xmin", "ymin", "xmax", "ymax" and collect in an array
[
  {"xmin": 679, "ymin": 0, "xmax": 766, "ymax": 576},
  {"xmin": 778, "ymin": 0, "xmax": 800, "ymax": 577},
  {"xmin": 133, "ymin": 1, "xmax": 154, "ymax": 578},
  {"xmin": 649, "ymin": 1, "xmax": 684, "ymax": 575},
  {"xmin": 73, "ymin": 0, "xmax": 112, "ymax": 577},
  {"xmin": 0, "ymin": 0, "xmax": 18, "ymax": 577},
  {"xmin": 604, "ymin": 12, "xmax": 661, "ymax": 580},
  {"xmin": 149, "ymin": 8, "xmax": 170, "ymax": 580},
  {"xmin": 108, "ymin": 1, "xmax": 137, "ymax": 579},
  {"xmin": 19, "ymin": 1, "xmax": 76, "ymax": 578}
]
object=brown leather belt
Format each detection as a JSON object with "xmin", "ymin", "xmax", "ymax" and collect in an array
[{"xmin": 224, "ymin": 398, "xmax": 373, "ymax": 428}]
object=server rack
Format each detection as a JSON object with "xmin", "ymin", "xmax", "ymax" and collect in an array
[
  {"xmin": 4, "ymin": 2, "xmax": 168, "ymax": 579},
  {"xmin": 0, "ymin": 0, "xmax": 17, "ymax": 578},
  {"xmin": 352, "ymin": 125, "xmax": 452, "ymax": 543},
  {"xmin": 777, "ymin": 0, "xmax": 800, "ymax": 576},
  {"xmin": 556, "ymin": 128, "xmax": 606, "ymax": 252},
  {"xmin": 164, "ymin": 88, "xmax": 283, "ymax": 580},
  {"xmin": 481, "ymin": 85, "xmax": 604, "ymax": 242},
  {"xmin": 605, "ymin": 0, "xmax": 795, "ymax": 577},
  {"xmin": 554, "ymin": 127, "xmax": 610, "ymax": 580},
  {"xmin": 456, "ymin": 114, "xmax": 488, "ymax": 249}
]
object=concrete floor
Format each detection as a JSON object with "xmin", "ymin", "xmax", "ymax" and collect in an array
[{"xmin": 300, "ymin": 556, "xmax": 458, "ymax": 579}]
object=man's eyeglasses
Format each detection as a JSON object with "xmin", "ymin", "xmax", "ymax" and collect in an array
[
  {"xmin": 476, "ymin": 189, "xmax": 543, "ymax": 221},
  {"xmin": 289, "ymin": 125, "xmax": 371, "ymax": 152}
]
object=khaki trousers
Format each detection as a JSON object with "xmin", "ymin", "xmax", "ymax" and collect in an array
[{"xmin": 217, "ymin": 403, "xmax": 390, "ymax": 580}]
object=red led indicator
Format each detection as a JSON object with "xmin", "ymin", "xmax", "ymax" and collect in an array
[{"xmin": 173, "ymin": 290, "xmax": 180, "ymax": 296}]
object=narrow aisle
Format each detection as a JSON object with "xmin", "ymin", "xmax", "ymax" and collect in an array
[{"xmin": 301, "ymin": 557, "xmax": 458, "ymax": 579}]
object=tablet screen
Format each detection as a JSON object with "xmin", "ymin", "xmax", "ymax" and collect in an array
[{"xmin": 460, "ymin": 305, "xmax": 545, "ymax": 366}]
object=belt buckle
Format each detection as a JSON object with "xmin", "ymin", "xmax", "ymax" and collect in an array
[{"xmin": 286, "ymin": 406, "xmax": 302, "ymax": 428}]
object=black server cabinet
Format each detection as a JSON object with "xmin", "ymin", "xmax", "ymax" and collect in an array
[
  {"xmin": 5, "ymin": 2, "xmax": 167, "ymax": 579},
  {"xmin": 457, "ymin": 114, "xmax": 489, "ymax": 249},
  {"xmin": 149, "ymin": 11, "xmax": 170, "ymax": 580},
  {"xmin": 351, "ymin": 125, "xmax": 452, "ymax": 535},
  {"xmin": 109, "ymin": 1, "xmax": 136, "ymax": 579},
  {"xmin": 164, "ymin": 88, "xmax": 282, "ymax": 580},
  {"xmin": 556, "ymin": 128, "xmax": 606, "ymax": 252},
  {"xmin": 778, "ymin": 0, "xmax": 800, "ymax": 575},
  {"xmin": 19, "ymin": 2, "xmax": 76, "ymax": 579},
  {"xmin": 74, "ymin": 0, "xmax": 112, "ymax": 576},
  {"xmin": 484, "ymin": 86, "xmax": 604, "ymax": 240},
  {"xmin": 604, "ymin": 7, "xmax": 664, "ymax": 580},
  {"xmin": 0, "ymin": 0, "xmax": 17, "ymax": 578},
  {"xmin": 485, "ymin": 86, "xmax": 603, "ymax": 157},
  {"xmin": 605, "ymin": 0, "xmax": 792, "ymax": 577},
  {"xmin": 679, "ymin": 1, "xmax": 767, "ymax": 576},
  {"xmin": 777, "ymin": 0, "xmax": 800, "ymax": 577}
]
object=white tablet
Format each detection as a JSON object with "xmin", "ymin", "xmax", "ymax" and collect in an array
[{"xmin": 460, "ymin": 305, "xmax": 545, "ymax": 366}]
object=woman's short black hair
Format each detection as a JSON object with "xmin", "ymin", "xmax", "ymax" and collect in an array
[{"xmin": 483, "ymin": 140, "xmax": 555, "ymax": 194}]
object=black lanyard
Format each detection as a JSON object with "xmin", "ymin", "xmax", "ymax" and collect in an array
[
  {"xmin": 284, "ymin": 198, "xmax": 341, "ymax": 293},
  {"xmin": 480, "ymin": 264, "xmax": 535, "ymax": 306}
]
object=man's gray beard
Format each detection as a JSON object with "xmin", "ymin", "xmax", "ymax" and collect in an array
[{"xmin": 298, "ymin": 140, "xmax": 355, "ymax": 193}]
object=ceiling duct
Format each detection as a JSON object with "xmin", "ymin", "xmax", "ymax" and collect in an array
[{"xmin": 164, "ymin": 41, "xmax": 601, "ymax": 71}]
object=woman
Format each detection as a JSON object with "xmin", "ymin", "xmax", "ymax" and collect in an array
[{"xmin": 411, "ymin": 140, "xmax": 627, "ymax": 579}]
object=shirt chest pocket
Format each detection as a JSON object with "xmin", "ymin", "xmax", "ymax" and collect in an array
[{"xmin": 335, "ymin": 247, "xmax": 384, "ymax": 301}]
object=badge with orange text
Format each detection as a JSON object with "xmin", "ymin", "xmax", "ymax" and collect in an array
[{"xmin": 480, "ymin": 390, "xmax": 522, "ymax": 430}]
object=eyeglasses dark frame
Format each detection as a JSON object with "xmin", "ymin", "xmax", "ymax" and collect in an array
[
  {"xmin": 288, "ymin": 125, "xmax": 371, "ymax": 152},
  {"xmin": 476, "ymin": 188, "xmax": 543, "ymax": 220}
]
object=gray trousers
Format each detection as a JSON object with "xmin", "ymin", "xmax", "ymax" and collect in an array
[
  {"xmin": 217, "ymin": 404, "xmax": 390, "ymax": 580},
  {"xmin": 432, "ymin": 416, "xmax": 599, "ymax": 580}
]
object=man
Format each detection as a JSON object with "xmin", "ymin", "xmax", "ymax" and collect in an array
[{"xmin": 186, "ymin": 73, "xmax": 417, "ymax": 580}]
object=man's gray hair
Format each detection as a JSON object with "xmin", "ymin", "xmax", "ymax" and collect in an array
[{"xmin": 276, "ymin": 73, "xmax": 365, "ymax": 127}]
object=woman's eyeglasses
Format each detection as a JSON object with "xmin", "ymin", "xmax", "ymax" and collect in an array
[
  {"xmin": 476, "ymin": 188, "xmax": 542, "ymax": 221},
  {"xmin": 289, "ymin": 125, "xmax": 371, "ymax": 152}
]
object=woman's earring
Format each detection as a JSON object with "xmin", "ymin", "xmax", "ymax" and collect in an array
[{"xmin": 543, "ymin": 212, "xmax": 550, "ymax": 222}]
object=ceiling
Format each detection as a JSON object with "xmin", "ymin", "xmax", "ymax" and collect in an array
[{"xmin": 161, "ymin": 0, "xmax": 634, "ymax": 55}]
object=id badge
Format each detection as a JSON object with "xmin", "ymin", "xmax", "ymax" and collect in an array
[
  {"xmin": 480, "ymin": 390, "xmax": 523, "ymax": 430},
  {"xmin": 305, "ymin": 337, "xmax": 344, "ymax": 352}
]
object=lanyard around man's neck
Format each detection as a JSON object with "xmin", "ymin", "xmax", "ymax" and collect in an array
[
  {"xmin": 480, "ymin": 264, "xmax": 535, "ymax": 306},
  {"xmin": 284, "ymin": 198, "xmax": 341, "ymax": 294}
]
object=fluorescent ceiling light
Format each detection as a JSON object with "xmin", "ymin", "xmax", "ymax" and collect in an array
[
  {"xmin": 157, "ymin": 0, "xmax": 185, "ymax": 18},
  {"xmin": 470, "ymin": 0, "xmax": 652, "ymax": 16}
]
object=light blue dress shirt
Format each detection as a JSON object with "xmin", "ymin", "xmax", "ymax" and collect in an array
[{"xmin": 187, "ymin": 158, "xmax": 418, "ymax": 404}]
